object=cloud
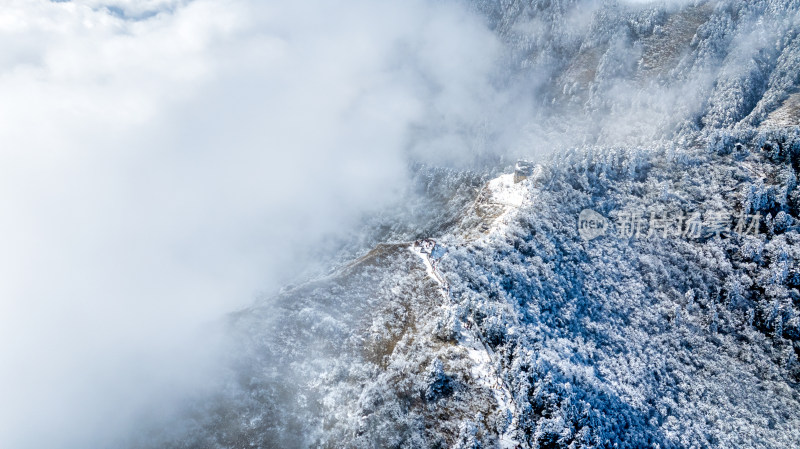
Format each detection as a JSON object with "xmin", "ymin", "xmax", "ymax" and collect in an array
[
  {"xmin": 1, "ymin": 0, "xmax": 746, "ymax": 446},
  {"xmin": 0, "ymin": 1, "xmax": 510, "ymax": 447}
]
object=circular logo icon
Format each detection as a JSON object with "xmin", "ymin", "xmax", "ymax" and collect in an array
[{"xmin": 578, "ymin": 209, "xmax": 608, "ymax": 241}]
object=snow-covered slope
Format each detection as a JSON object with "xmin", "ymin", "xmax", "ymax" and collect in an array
[
  {"xmin": 470, "ymin": 0, "xmax": 800, "ymax": 151},
  {"xmin": 439, "ymin": 130, "xmax": 800, "ymax": 448},
  {"xmin": 130, "ymin": 1, "xmax": 800, "ymax": 448}
]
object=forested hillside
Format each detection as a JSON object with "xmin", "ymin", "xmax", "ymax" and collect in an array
[
  {"xmin": 131, "ymin": 1, "xmax": 800, "ymax": 448},
  {"xmin": 441, "ymin": 128, "xmax": 800, "ymax": 447}
]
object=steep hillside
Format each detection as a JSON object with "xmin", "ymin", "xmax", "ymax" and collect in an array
[
  {"xmin": 440, "ymin": 128, "xmax": 800, "ymax": 448},
  {"xmin": 471, "ymin": 0, "xmax": 800, "ymax": 150},
  {"xmin": 131, "ymin": 1, "xmax": 800, "ymax": 448}
]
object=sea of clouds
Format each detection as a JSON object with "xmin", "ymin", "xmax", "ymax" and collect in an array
[{"xmin": 0, "ymin": 1, "xmax": 529, "ymax": 447}]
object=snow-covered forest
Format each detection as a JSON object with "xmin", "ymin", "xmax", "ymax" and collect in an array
[
  {"xmin": 4, "ymin": 0, "xmax": 800, "ymax": 448},
  {"xmin": 116, "ymin": 1, "xmax": 800, "ymax": 448}
]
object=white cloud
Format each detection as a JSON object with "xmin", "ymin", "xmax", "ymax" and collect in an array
[{"xmin": 0, "ymin": 1, "xmax": 508, "ymax": 447}]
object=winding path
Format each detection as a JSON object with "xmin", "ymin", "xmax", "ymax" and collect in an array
[{"xmin": 411, "ymin": 239, "xmax": 528, "ymax": 449}]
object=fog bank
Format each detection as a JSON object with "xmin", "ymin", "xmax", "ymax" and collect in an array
[{"xmin": 0, "ymin": 1, "xmax": 517, "ymax": 447}]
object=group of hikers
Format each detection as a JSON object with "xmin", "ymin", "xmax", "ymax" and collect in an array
[{"xmin": 413, "ymin": 238, "xmax": 437, "ymax": 254}]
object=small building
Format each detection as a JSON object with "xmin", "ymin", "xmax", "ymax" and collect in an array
[
  {"xmin": 514, "ymin": 160, "xmax": 535, "ymax": 183},
  {"xmin": 415, "ymin": 238, "xmax": 436, "ymax": 255}
]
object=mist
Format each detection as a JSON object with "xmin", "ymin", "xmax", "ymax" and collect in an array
[
  {"xmin": 3, "ymin": 0, "xmax": 796, "ymax": 447},
  {"xmin": 0, "ymin": 1, "xmax": 522, "ymax": 448}
]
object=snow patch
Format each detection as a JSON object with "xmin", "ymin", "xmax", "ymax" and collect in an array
[
  {"xmin": 481, "ymin": 171, "xmax": 536, "ymax": 237},
  {"xmin": 410, "ymin": 241, "xmax": 449, "ymax": 297},
  {"xmin": 761, "ymin": 92, "xmax": 800, "ymax": 128},
  {"xmin": 487, "ymin": 173, "xmax": 526, "ymax": 207}
]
